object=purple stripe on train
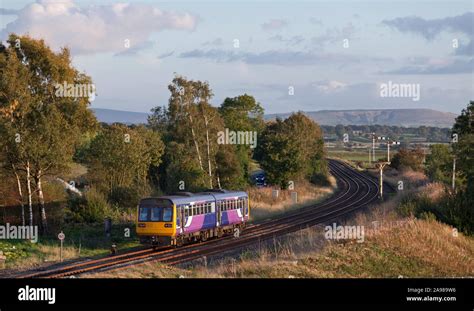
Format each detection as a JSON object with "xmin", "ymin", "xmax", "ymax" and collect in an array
[
  {"xmin": 179, "ymin": 209, "xmax": 248, "ymax": 235},
  {"xmin": 221, "ymin": 209, "xmax": 242, "ymax": 226},
  {"xmin": 182, "ymin": 213, "xmax": 216, "ymax": 234}
]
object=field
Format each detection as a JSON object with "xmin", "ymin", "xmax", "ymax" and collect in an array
[{"xmin": 327, "ymin": 148, "xmax": 388, "ymax": 163}]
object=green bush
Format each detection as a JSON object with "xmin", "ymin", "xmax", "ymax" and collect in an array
[
  {"xmin": 108, "ymin": 186, "xmax": 141, "ymax": 210},
  {"xmin": 66, "ymin": 188, "xmax": 118, "ymax": 223},
  {"xmin": 397, "ymin": 189, "xmax": 474, "ymax": 236}
]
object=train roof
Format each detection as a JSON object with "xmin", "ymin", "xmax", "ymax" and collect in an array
[{"xmin": 140, "ymin": 190, "xmax": 247, "ymax": 205}]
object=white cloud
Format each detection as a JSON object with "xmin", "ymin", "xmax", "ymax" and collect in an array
[
  {"xmin": 1, "ymin": 0, "xmax": 199, "ymax": 54},
  {"xmin": 312, "ymin": 80, "xmax": 347, "ymax": 93},
  {"xmin": 261, "ymin": 19, "xmax": 288, "ymax": 31}
]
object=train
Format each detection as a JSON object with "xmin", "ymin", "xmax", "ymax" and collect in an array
[{"xmin": 136, "ymin": 190, "xmax": 250, "ymax": 246}]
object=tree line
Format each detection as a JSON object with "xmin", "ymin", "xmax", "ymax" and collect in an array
[{"xmin": 323, "ymin": 124, "xmax": 451, "ymax": 142}]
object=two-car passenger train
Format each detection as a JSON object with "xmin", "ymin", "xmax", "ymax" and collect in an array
[{"xmin": 136, "ymin": 190, "xmax": 249, "ymax": 246}]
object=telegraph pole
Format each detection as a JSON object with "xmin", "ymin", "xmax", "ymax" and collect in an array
[
  {"xmin": 387, "ymin": 138, "xmax": 390, "ymax": 162},
  {"xmin": 375, "ymin": 161, "xmax": 390, "ymax": 200},
  {"xmin": 452, "ymin": 157, "xmax": 456, "ymax": 191},
  {"xmin": 386, "ymin": 138, "xmax": 400, "ymax": 162},
  {"xmin": 372, "ymin": 133, "xmax": 376, "ymax": 162}
]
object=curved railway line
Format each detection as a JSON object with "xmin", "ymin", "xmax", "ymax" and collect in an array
[{"xmin": 11, "ymin": 159, "xmax": 383, "ymax": 278}]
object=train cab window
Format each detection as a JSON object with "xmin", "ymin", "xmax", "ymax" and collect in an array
[
  {"xmin": 163, "ymin": 207, "xmax": 173, "ymax": 222},
  {"xmin": 151, "ymin": 207, "xmax": 162, "ymax": 221},
  {"xmin": 139, "ymin": 207, "xmax": 150, "ymax": 222}
]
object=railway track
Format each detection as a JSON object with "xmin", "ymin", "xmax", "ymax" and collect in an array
[{"xmin": 12, "ymin": 159, "xmax": 382, "ymax": 278}]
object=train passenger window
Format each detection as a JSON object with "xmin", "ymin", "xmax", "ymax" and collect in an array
[{"xmin": 163, "ymin": 207, "xmax": 172, "ymax": 222}]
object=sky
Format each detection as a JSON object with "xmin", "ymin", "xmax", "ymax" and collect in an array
[{"xmin": 0, "ymin": 0, "xmax": 473, "ymax": 114}]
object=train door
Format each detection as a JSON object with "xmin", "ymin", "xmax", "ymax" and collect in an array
[
  {"xmin": 244, "ymin": 197, "xmax": 249, "ymax": 219},
  {"xmin": 216, "ymin": 200, "xmax": 221, "ymax": 226},
  {"xmin": 176, "ymin": 206, "xmax": 183, "ymax": 234}
]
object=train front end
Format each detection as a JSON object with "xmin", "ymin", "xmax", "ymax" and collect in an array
[{"xmin": 136, "ymin": 198, "xmax": 176, "ymax": 246}]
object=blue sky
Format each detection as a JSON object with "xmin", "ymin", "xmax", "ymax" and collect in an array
[{"xmin": 1, "ymin": 0, "xmax": 473, "ymax": 114}]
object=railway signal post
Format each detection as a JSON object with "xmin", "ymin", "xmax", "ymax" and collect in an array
[
  {"xmin": 372, "ymin": 133, "xmax": 376, "ymax": 162},
  {"xmin": 58, "ymin": 231, "xmax": 65, "ymax": 262},
  {"xmin": 375, "ymin": 161, "xmax": 390, "ymax": 200},
  {"xmin": 386, "ymin": 138, "xmax": 400, "ymax": 162}
]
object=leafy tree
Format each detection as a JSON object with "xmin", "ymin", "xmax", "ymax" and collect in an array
[
  {"xmin": 390, "ymin": 147, "xmax": 424, "ymax": 171},
  {"xmin": 425, "ymin": 144, "xmax": 452, "ymax": 184},
  {"xmin": 84, "ymin": 124, "xmax": 164, "ymax": 204},
  {"xmin": 452, "ymin": 101, "xmax": 474, "ymax": 188},
  {"xmin": 149, "ymin": 75, "xmax": 248, "ymax": 192},
  {"xmin": 257, "ymin": 112, "xmax": 327, "ymax": 189},
  {"xmin": 0, "ymin": 34, "xmax": 97, "ymax": 231},
  {"xmin": 219, "ymin": 94, "xmax": 264, "ymax": 183}
]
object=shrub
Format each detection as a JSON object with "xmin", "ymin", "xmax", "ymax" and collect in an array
[
  {"xmin": 66, "ymin": 188, "xmax": 118, "ymax": 223},
  {"xmin": 108, "ymin": 186, "xmax": 142, "ymax": 210}
]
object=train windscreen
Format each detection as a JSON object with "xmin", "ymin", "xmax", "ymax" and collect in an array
[{"xmin": 138, "ymin": 199, "xmax": 173, "ymax": 222}]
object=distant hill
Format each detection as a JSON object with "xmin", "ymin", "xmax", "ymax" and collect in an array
[
  {"xmin": 91, "ymin": 108, "xmax": 149, "ymax": 125},
  {"xmin": 265, "ymin": 109, "xmax": 456, "ymax": 128},
  {"xmin": 91, "ymin": 108, "xmax": 456, "ymax": 128}
]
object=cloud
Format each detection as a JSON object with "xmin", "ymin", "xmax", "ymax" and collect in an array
[
  {"xmin": 0, "ymin": 0, "xmax": 199, "ymax": 54},
  {"xmin": 309, "ymin": 17, "xmax": 323, "ymax": 26},
  {"xmin": 114, "ymin": 40, "xmax": 155, "ymax": 57},
  {"xmin": 381, "ymin": 58, "xmax": 474, "ymax": 74},
  {"xmin": 202, "ymin": 37, "xmax": 224, "ymax": 46},
  {"xmin": 0, "ymin": 8, "xmax": 19, "ymax": 15},
  {"xmin": 158, "ymin": 50, "xmax": 174, "ymax": 59},
  {"xmin": 312, "ymin": 80, "xmax": 347, "ymax": 93},
  {"xmin": 382, "ymin": 12, "xmax": 473, "ymax": 40},
  {"xmin": 269, "ymin": 35, "xmax": 305, "ymax": 46},
  {"xmin": 179, "ymin": 48, "xmax": 365, "ymax": 66},
  {"xmin": 382, "ymin": 12, "xmax": 473, "ymax": 56},
  {"xmin": 179, "ymin": 48, "xmax": 392, "ymax": 68},
  {"xmin": 261, "ymin": 19, "xmax": 288, "ymax": 31},
  {"xmin": 311, "ymin": 23, "xmax": 356, "ymax": 47}
]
